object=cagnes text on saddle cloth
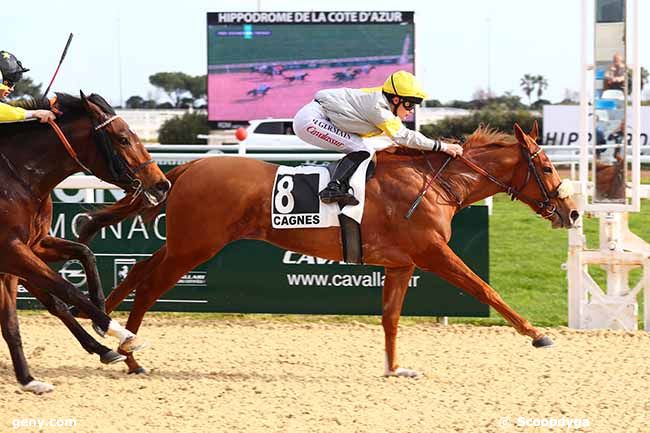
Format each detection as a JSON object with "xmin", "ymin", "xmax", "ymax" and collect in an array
[{"xmin": 271, "ymin": 156, "xmax": 373, "ymax": 229}]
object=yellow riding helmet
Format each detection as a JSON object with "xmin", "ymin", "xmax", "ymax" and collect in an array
[{"xmin": 382, "ymin": 70, "xmax": 427, "ymax": 101}]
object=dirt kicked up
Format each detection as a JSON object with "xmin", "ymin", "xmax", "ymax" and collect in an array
[{"xmin": 2, "ymin": 313, "xmax": 650, "ymax": 433}]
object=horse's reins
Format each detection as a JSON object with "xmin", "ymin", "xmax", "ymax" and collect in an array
[
  {"xmin": 47, "ymin": 115, "xmax": 152, "ymax": 198},
  {"xmin": 405, "ymin": 153, "xmax": 453, "ymax": 219},
  {"xmin": 405, "ymin": 146, "xmax": 561, "ymax": 221},
  {"xmin": 47, "ymin": 118, "xmax": 92, "ymax": 174}
]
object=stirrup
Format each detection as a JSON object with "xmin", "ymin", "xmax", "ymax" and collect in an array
[{"xmin": 319, "ymin": 188, "xmax": 359, "ymax": 206}]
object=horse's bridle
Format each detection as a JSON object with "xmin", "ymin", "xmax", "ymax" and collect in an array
[
  {"xmin": 407, "ymin": 145, "xmax": 572, "ymax": 222},
  {"xmin": 47, "ymin": 115, "xmax": 155, "ymax": 196},
  {"xmin": 458, "ymin": 146, "xmax": 562, "ymax": 219}
]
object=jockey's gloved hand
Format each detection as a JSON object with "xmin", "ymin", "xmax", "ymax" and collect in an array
[
  {"xmin": 440, "ymin": 142, "xmax": 463, "ymax": 158},
  {"xmin": 27, "ymin": 109, "xmax": 56, "ymax": 123}
]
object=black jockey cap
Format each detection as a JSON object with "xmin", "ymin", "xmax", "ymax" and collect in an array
[{"xmin": 0, "ymin": 51, "xmax": 30, "ymax": 89}]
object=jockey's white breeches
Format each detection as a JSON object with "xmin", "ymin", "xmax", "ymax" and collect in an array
[{"xmin": 293, "ymin": 101, "xmax": 373, "ymax": 154}]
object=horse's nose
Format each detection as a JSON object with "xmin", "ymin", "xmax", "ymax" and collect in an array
[
  {"xmin": 570, "ymin": 210, "xmax": 580, "ymax": 224},
  {"xmin": 156, "ymin": 180, "xmax": 171, "ymax": 193}
]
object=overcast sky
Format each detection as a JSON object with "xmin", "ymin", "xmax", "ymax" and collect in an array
[{"xmin": 2, "ymin": 0, "xmax": 648, "ymax": 106}]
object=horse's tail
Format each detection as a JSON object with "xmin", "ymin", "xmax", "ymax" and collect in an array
[{"xmin": 76, "ymin": 160, "xmax": 200, "ymax": 245}]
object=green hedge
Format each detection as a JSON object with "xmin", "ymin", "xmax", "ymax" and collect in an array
[
  {"xmin": 420, "ymin": 108, "xmax": 542, "ymax": 142},
  {"xmin": 158, "ymin": 112, "xmax": 209, "ymax": 144}
]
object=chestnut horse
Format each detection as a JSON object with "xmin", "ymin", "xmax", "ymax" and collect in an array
[
  {"xmin": 0, "ymin": 93, "xmax": 169, "ymax": 393},
  {"xmin": 78, "ymin": 122, "xmax": 579, "ymax": 377}
]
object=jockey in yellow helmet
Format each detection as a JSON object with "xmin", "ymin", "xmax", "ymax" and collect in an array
[
  {"xmin": 294, "ymin": 70, "xmax": 463, "ymax": 206},
  {"xmin": 0, "ymin": 51, "xmax": 55, "ymax": 123}
]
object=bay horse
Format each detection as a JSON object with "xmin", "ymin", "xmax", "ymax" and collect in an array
[
  {"xmin": 595, "ymin": 157, "xmax": 626, "ymax": 201},
  {"xmin": 77, "ymin": 122, "xmax": 579, "ymax": 377},
  {"xmin": 0, "ymin": 92, "xmax": 169, "ymax": 393}
]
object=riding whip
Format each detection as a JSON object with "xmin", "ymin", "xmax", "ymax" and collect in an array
[
  {"xmin": 43, "ymin": 33, "xmax": 73, "ymax": 97},
  {"xmin": 405, "ymin": 154, "xmax": 453, "ymax": 220}
]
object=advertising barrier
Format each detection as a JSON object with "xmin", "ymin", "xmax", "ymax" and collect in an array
[
  {"xmin": 18, "ymin": 203, "xmax": 489, "ymax": 317},
  {"xmin": 542, "ymin": 105, "xmax": 649, "ymax": 147}
]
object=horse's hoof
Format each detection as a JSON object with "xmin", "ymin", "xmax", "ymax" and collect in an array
[
  {"xmin": 532, "ymin": 335, "xmax": 555, "ymax": 348},
  {"xmin": 384, "ymin": 367, "xmax": 422, "ymax": 378},
  {"xmin": 128, "ymin": 367, "xmax": 148, "ymax": 375},
  {"xmin": 119, "ymin": 336, "xmax": 149, "ymax": 353},
  {"xmin": 100, "ymin": 350, "xmax": 127, "ymax": 365},
  {"xmin": 21, "ymin": 380, "xmax": 54, "ymax": 395}
]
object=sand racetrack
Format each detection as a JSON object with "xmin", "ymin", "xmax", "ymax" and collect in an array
[{"xmin": 2, "ymin": 313, "xmax": 650, "ymax": 433}]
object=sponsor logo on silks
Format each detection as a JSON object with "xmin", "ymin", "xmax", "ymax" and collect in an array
[
  {"xmin": 58, "ymin": 260, "xmax": 87, "ymax": 288},
  {"xmin": 306, "ymin": 126, "xmax": 345, "ymax": 148},
  {"xmin": 311, "ymin": 119, "xmax": 352, "ymax": 139}
]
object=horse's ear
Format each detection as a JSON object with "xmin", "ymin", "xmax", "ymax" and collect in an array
[
  {"xmin": 80, "ymin": 90, "xmax": 103, "ymax": 119},
  {"xmin": 80, "ymin": 90, "xmax": 91, "ymax": 111},
  {"xmin": 530, "ymin": 121, "xmax": 539, "ymax": 141},
  {"xmin": 513, "ymin": 123, "xmax": 526, "ymax": 145}
]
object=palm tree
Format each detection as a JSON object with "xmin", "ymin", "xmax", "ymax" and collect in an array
[
  {"xmin": 520, "ymin": 74, "xmax": 535, "ymax": 105},
  {"xmin": 534, "ymin": 75, "xmax": 548, "ymax": 101}
]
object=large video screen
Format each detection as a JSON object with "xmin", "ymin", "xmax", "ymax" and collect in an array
[{"xmin": 207, "ymin": 11, "xmax": 415, "ymax": 126}]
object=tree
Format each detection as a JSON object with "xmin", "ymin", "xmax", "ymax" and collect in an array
[
  {"xmin": 446, "ymin": 100, "xmax": 473, "ymax": 110},
  {"xmin": 149, "ymin": 72, "xmax": 193, "ymax": 107},
  {"xmin": 534, "ymin": 75, "xmax": 548, "ymax": 101},
  {"xmin": 530, "ymin": 99, "xmax": 551, "ymax": 111},
  {"xmin": 469, "ymin": 92, "xmax": 526, "ymax": 111},
  {"xmin": 186, "ymin": 75, "xmax": 207, "ymax": 100},
  {"xmin": 125, "ymin": 95, "xmax": 145, "ymax": 109},
  {"xmin": 423, "ymin": 99, "xmax": 442, "ymax": 108},
  {"xmin": 520, "ymin": 74, "xmax": 536, "ymax": 105},
  {"xmin": 10, "ymin": 76, "xmax": 43, "ymax": 99},
  {"xmin": 149, "ymin": 72, "xmax": 207, "ymax": 107},
  {"xmin": 471, "ymin": 87, "xmax": 495, "ymax": 101},
  {"xmin": 420, "ymin": 106, "xmax": 541, "ymax": 142},
  {"xmin": 179, "ymin": 97, "xmax": 194, "ymax": 109}
]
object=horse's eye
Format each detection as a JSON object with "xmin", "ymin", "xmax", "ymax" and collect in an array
[
  {"xmin": 543, "ymin": 166, "xmax": 553, "ymax": 174},
  {"xmin": 120, "ymin": 136, "xmax": 130, "ymax": 146}
]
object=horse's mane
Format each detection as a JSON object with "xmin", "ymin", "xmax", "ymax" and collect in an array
[
  {"xmin": 463, "ymin": 125, "xmax": 518, "ymax": 149},
  {"xmin": 0, "ymin": 93, "xmax": 115, "ymax": 136},
  {"xmin": 384, "ymin": 125, "xmax": 517, "ymax": 159},
  {"xmin": 380, "ymin": 125, "xmax": 519, "ymax": 206}
]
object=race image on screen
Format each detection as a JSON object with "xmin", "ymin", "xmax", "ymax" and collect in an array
[{"xmin": 207, "ymin": 11, "xmax": 415, "ymax": 125}]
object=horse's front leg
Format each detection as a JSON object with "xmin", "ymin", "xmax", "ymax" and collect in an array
[
  {"xmin": 33, "ymin": 236, "xmax": 105, "ymax": 313},
  {"xmin": 2, "ymin": 241, "xmax": 147, "ymax": 353},
  {"xmin": 22, "ymin": 282, "xmax": 126, "ymax": 366},
  {"xmin": 0, "ymin": 276, "xmax": 53, "ymax": 394},
  {"xmin": 382, "ymin": 265, "xmax": 420, "ymax": 377},
  {"xmin": 414, "ymin": 242, "xmax": 552, "ymax": 347}
]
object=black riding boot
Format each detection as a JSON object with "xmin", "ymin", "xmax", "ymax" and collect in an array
[{"xmin": 319, "ymin": 151, "xmax": 370, "ymax": 206}]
